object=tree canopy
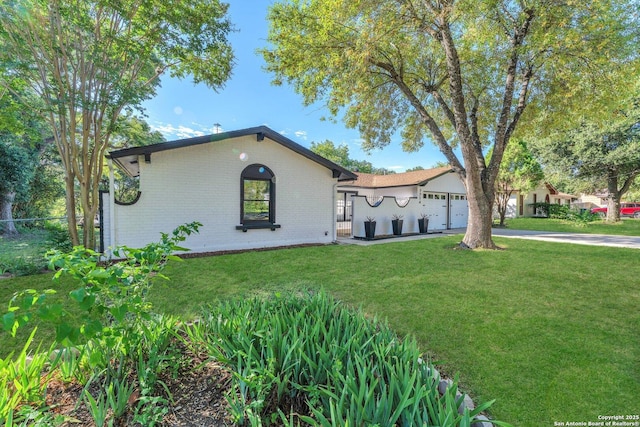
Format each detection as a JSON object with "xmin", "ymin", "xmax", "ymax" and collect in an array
[
  {"xmin": 489, "ymin": 139, "xmax": 543, "ymax": 226},
  {"xmin": 309, "ymin": 140, "xmax": 398, "ymax": 174},
  {"xmin": 532, "ymin": 95, "xmax": 640, "ymax": 222},
  {"xmin": 262, "ymin": 0, "xmax": 639, "ymax": 248},
  {"xmin": 0, "ymin": 82, "xmax": 53, "ymax": 236},
  {"xmin": 0, "ymin": 0, "xmax": 234, "ymax": 248}
]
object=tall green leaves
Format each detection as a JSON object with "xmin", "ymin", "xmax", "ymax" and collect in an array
[{"xmin": 187, "ymin": 291, "xmax": 510, "ymax": 426}]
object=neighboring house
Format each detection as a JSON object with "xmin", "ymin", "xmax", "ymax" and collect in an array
[
  {"xmin": 101, "ymin": 126, "xmax": 356, "ymax": 255},
  {"xmin": 502, "ymin": 182, "xmax": 577, "ymax": 218},
  {"xmin": 575, "ymin": 192, "xmax": 608, "ymax": 210},
  {"xmin": 337, "ymin": 167, "xmax": 468, "ymax": 236}
]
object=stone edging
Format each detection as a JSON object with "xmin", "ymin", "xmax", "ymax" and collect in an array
[{"xmin": 425, "ymin": 363, "xmax": 495, "ymax": 427}]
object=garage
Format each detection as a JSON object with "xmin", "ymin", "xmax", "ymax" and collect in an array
[
  {"xmin": 449, "ymin": 194, "xmax": 468, "ymax": 228},
  {"xmin": 337, "ymin": 167, "xmax": 468, "ymax": 236},
  {"xmin": 423, "ymin": 192, "xmax": 448, "ymax": 230}
]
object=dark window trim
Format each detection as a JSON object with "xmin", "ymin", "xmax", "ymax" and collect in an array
[
  {"xmin": 115, "ymin": 191, "xmax": 142, "ymax": 206},
  {"xmin": 235, "ymin": 223, "xmax": 281, "ymax": 232},
  {"xmin": 239, "ymin": 164, "xmax": 278, "ymax": 231}
]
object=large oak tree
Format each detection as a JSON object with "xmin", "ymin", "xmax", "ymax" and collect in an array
[
  {"xmin": 0, "ymin": 0, "xmax": 234, "ymax": 248},
  {"xmin": 262, "ymin": 0, "xmax": 638, "ymax": 248},
  {"xmin": 532, "ymin": 96, "xmax": 640, "ymax": 222}
]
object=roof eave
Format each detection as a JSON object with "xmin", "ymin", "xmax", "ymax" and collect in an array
[{"xmin": 107, "ymin": 125, "xmax": 357, "ymax": 181}]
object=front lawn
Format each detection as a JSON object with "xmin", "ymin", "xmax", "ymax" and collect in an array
[
  {"xmin": 1, "ymin": 234, "xmax": 638, "ymax": 426},
  {"xmin": 504, "ymin": 216, "xmax": 640, "ymax": 235}
]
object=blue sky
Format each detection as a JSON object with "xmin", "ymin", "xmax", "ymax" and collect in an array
[{"xmin": 141, "ymin": 1, "xmax": 446, "ymax": 173}]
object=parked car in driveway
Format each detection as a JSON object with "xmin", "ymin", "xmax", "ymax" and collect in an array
[{"xmin": 591, "ymin": 202, "xmax": 640, "ymax": 218}]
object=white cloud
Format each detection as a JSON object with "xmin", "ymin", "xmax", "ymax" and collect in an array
[
  {"xmin": 277, "ymin": 128, "xmax": 307, "ymax": 141},
  {"xmin": 151, "ymin": 123, "xmax": 206, "ymax": 139},
  {"xmin": 388, "ymin": 165, "xmax": 405, "ymax": 171}
]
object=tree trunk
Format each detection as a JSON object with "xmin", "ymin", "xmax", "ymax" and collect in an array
[
  {"xmin": 606, "ymin": 173, "xmax": 621, "ymax": 222},
  {"xmin": 495, "ymin": 190, "xmax": 511, "ymax": 227},
  {"xmin": 64, "ymin": 174, "xmax": 80, "ymax": 246},
  {"xmin": 0, "ymin": 192, "xmax": 18, "ymax": 237},
  {"xmin": 461, "ymin": 174, "xmax": 497, "ymax": 249},
  {"xmin": 499, "ymin": 208, "xmax": 507, "ymax": 227}
]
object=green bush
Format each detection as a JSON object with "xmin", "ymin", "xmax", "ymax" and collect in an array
[
  {"xmin": 531, "ymin": 203, "xmax": 598, "ymax": 225},
  {"xmin": 187, "ymin": 292, "xmax": 510, "ymax": 426},
  {"xmin": 44, "ymin": 222, "xmax": 73, "ymax": 253},
  {"xmin": 1, "ymin": 222, "xmax": 201, "ymax": 425}
]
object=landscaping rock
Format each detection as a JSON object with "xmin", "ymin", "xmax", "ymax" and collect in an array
[
  {"xmin": 457, "ymin": 393, "xmax": 475, "ymax": 414},
  {"xmin": 438, "ymin": 379, "xmax": 452, "ymax": 395},
  {"xmin": 471, "ymin": 414, "xmax": 493, "ymax": 427}
]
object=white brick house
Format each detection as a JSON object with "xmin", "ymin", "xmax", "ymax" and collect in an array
[{"xmin": 101, "ymin": 126, "xmax": 356, "ymax": 254}]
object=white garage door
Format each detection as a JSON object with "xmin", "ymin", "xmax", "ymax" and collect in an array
[
  {"xmin": 449, "ymin": 194, "xmax": 468, "ymax": 228},
  {"xmin": 422, "ymin": 192, "xmax": 448, "ymax": 230}
]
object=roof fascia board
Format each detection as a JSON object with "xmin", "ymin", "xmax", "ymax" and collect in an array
[{"xmin": 107, "ymin": 125, "xmax": 357, "ymax": 181}]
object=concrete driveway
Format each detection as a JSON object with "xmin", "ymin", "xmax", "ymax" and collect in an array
[
  {"xmin": 491, "ymin": 227, "xmax": 640, "ymax": 249},
  {"xmin": 338, "ymin": 227, "xmax": 640, "ymax": 249}
]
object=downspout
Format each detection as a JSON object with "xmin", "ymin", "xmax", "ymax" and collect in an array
[
  {"xmin": 332, "ymin": 182, "xmax": 338, "ymax": 242},
  {"xmin": 108, "ymin": 158, "xmax": 116, "ymax": 257}
]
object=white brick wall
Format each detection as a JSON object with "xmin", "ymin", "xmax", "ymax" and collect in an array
[
  {"xmin": 345, "ymin": 171, "xmax": 468, "ymax": 236},
  {"xmin": 107, "ymin": 134, "xmax": 338, "ymax": 254},
  {"xmin": 351, "ymin": 196, "xmax": 422, "ymax": 236}
]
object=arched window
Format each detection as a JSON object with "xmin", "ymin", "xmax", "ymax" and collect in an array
[{"xmin": 239, "ymin": 164, "xmax": 276, "ymax": 227}]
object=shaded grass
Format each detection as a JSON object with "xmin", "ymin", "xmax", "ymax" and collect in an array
[
  {"xmin": 0, "ymin": 229, "xmax": 50, "ymax": 276},
  {"xmin": 504, "ymin": 217, "xmax": 640, "ymax": 235},
  {"xmin": 2, "ymin": 235, "xmax": 639, "ymax": 426}
]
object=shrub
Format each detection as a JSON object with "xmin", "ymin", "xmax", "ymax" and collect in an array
[
  {"xmin": 187, "ymin": 291, "xmax": 511, "ymax": 426},
  {"xmin": 1, "ymin": 222, "xmax": 201, "ymax": 425},
  {"xmin": 2, "ymin": 221, "xmax": 201, "ymax": 347},
  {"xmin": 531, "ymin": 203, "xmax": 598, "ymax": 225},
  {"xmin": 44, "ymin": 222, "xmax": 73, "ymax": 253}
]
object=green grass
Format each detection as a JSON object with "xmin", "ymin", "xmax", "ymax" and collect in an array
[
  {"xmin": 1, "ymin": 230, "xmax": 639, "ymax": 426},
  {"xmin": 504, "ymin": 217, "xmax": 640, "ymax": 235},
  {"xmin": 0, "ymin": 229, "xmax": 50, "ymax": 276}
]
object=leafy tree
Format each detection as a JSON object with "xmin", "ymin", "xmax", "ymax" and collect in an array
[
  {"xmin": 0, "ymin": 139, "xmax": 35, "ymax": 236},
  {"xmin": 532, "ymin": 98, "xmax": 640, "ymax": 222},
  {"xmin": 310, "ymin": 140, "xmax": 352, "ymax": 167},
  {"xmin": 310, "ymin": 139, "xmax": 374, "ymax": 173},
  {"xmin": 13, "ymin": 139, "xmax": 65, "ymax": 221},
  {"xmin": 488, "ymin": 140, "xmax": 543, "ymax": 226},
  {"xmin": 0, "ymin": 0, "xmax": 234, "ymax": 248},
  {"xmin": 405, "ymin": 166, "xmax": 425, "ymax": 172},
  {"xmin": 0, "ymin": 82, "xmax": 53, "ymax": 236},
  {"xmin": 262, "ymin": 0, "xmax": 638, "ymax": 248}
]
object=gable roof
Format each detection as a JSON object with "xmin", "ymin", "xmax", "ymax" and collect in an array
[
  {"xmin": 340, "ymin": 166, "xmax": 454, "ymax": 188},
  {"xmin": 107, "ymin": 125, "xmax": 358, "ymax": 181}
]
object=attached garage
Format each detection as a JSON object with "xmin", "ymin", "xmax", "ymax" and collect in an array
[
  {"xmin": 421, "ymin": 192, "xmax": 448, "ymax": 230},
  {"xmin": 338, "ymin": 167, "xmax": 468, "ymax": 235},
  {"xmin": 448, "ymin": 194, "xmax": 469, "ymax": 228}
]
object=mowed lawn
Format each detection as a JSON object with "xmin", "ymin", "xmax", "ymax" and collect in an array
[
  {"xmin": 2, "ymin": 231, "xmax": 639, "ymax": 426},
  {"xmin": 505, "ymin": 217, "xmax": 640, "ymax": 235}
]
